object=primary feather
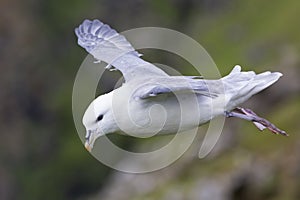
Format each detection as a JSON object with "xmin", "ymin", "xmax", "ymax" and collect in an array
[
  {"xmin": 75, "ymin": 19, "xmax": 168, "ymax": 81},
  {"xmin": 75, "ymin": 19, "xmax": 138, "ymax": 55}
]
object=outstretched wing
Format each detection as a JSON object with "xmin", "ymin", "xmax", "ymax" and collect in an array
[
  {"xmin": 75, "ymin": 19, "xmax": 168, "ymax": 82},
  {"xmin": 132, "ymin": 77, "xmax": 218, "ymax": 99}
]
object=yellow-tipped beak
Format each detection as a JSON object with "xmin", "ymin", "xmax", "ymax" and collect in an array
[{"xmin": 85, "ymin": 141, "xmax": 92, "ymax": 152}]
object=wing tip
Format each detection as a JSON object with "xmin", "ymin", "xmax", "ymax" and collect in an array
[
  {"xmin": 75, "ymin": 19, "xmax": 137, "ymax": 54},
  {"xmin": 231, "ymin": 65, "xmax": 242, "ymax": 73},
  {"xmin": 274, "ymin": 72, "xmax": 283, "ymax": 77}
]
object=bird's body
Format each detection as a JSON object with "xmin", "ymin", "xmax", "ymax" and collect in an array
[
  {"xmin": 84, "ymin": 79, "xmax": 208, "ymax": 137},
  {"xmin": 83, "ymin": 67, "xmax": 280, "ymax": 137},
  {"xmin": 75, "ymin": 19, "xmax": 286, "ymax": 151}
]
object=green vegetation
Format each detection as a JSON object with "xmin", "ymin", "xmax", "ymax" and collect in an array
[{"xmin": 1, "ymin": 0, "xmax": 299, "ymax": 199}]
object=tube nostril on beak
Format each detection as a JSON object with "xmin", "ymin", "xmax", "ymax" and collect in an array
[
  {"xmin": 84, "ymin": 130, "xmax": 93, "ymax": 152},
  {"xmin": 85, "ymin": 130, "xmax": 92, "ymax": 141}
]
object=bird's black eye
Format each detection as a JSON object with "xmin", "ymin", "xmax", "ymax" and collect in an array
[{"xmin": 96, "ymin": 114, "xmax": 103, "ymax": 122}]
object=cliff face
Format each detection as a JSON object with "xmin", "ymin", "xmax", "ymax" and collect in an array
[
  {"xmin": 95, "ymin": 114, "xmax": 300, "ymax": 200},
  {"xmin": 0, "ymin": 0, "xmax": 299, "ymax": 200},
  {"xmin": 92, "ymin": 1, "xmax": 300, "ymax": 199}
]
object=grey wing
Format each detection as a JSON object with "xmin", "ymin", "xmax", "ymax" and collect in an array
[
  {"xmin": 133, "ymin": 78, "xmax": 218, "ymax": 99},
  {"xmin": 74, "ymin": 19, "xmax": 169, "ymax": 82}
]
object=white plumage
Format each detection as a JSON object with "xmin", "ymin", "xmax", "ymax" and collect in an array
[{"xmin": 75, "ymin": 19, "xmax": 286, "ymax": 152}]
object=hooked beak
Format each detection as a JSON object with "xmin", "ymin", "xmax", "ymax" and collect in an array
[
  {"xmin": 84, "ymin": 130, "xmax": 94, "ymax": 152},
  {"xmin": 85, "ymin": 141, "xmax": 92, "ymax": 152}
]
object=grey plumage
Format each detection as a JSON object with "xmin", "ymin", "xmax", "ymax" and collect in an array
[
  {"xmin": 75, "ymin": 19, "xmax": 281, "ymax": 102},
  {"xmin": 75, "ymin": 19, "xmax": 168, "ymax": 81},
  {"xmin": 75, "ymin": 19, "xmax": 286, "ymax": 152}
]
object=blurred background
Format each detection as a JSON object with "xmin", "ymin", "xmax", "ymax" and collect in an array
[{"xmin": 1, "ymin": 0, "xmax": 300, "ymax": 199}]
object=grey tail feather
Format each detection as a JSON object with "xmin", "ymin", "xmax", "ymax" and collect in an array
[{"xmin": 223, "ymin": 65, "xmax": 282, "ymax": 109}]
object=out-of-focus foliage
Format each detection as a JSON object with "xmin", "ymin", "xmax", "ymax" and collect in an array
[{"xmin": 0, "ymin": 0, "xmax": 299, "ymax": 200}]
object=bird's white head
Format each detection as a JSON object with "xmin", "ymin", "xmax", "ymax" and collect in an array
[{"xmin": 82, "ymin": 92, "xmax": 117, "ymax": 152}]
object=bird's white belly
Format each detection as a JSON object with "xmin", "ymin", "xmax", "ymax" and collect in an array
[{"xmin": 112, "ymin": 91, "xmax": 225, "ymax": 137}]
